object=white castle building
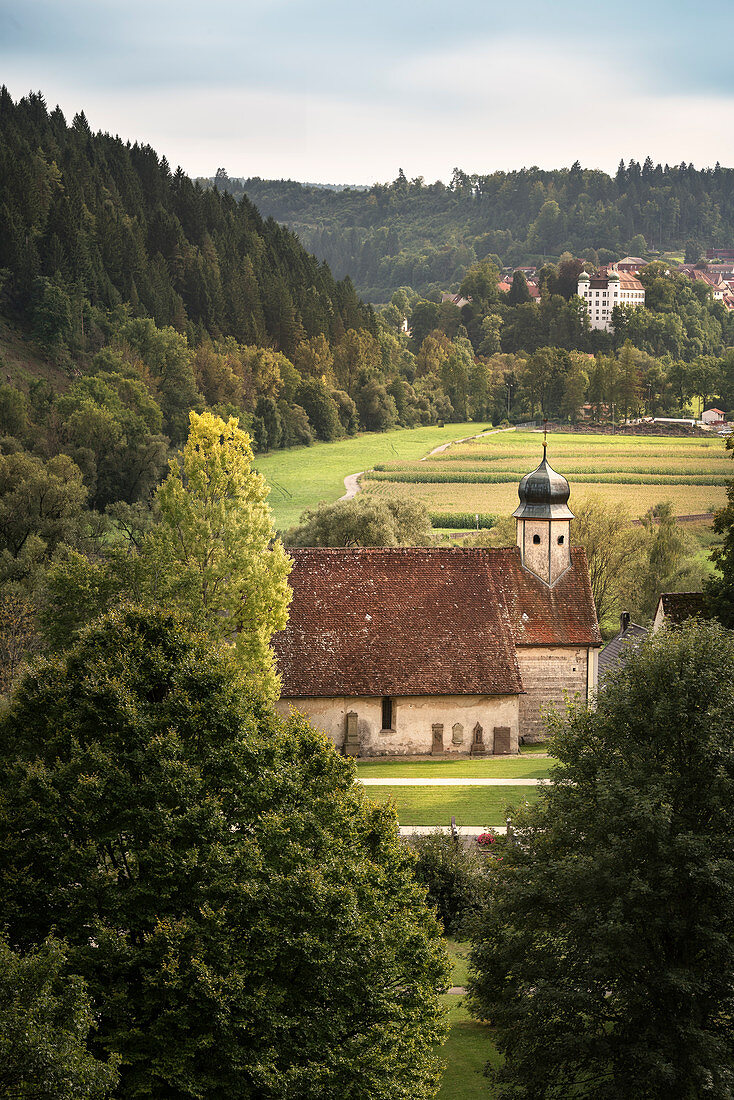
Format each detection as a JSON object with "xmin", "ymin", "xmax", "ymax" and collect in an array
[{"xmin": 578, "ymin": 269, "xmax": 645, "ymax": 331}]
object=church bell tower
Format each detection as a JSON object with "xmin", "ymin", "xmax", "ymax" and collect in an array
[{"xmin": 513, "ymin": 442, "xmax": 573, "ymax": 586}]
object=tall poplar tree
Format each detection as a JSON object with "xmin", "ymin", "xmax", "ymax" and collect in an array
[{"xmin": 148, "ymin": 411, "xmax": 291, "ymax": 697}]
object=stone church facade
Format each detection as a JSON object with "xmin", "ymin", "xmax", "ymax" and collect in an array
[{"xmin": 273, "ymin": 449, "xmax": 601, "ymax": 755}]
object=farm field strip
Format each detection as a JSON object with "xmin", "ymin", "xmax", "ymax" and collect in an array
[
  {"xmin": 362, "ymin": 478, "xmax": 727, "ymax": 518},
  {"xmin": 382, "ymin": 458, "xmax": 732, "ymax": 475},
  {"xmin": 433, "ymin": 449, "xmax": 729, "ymax": 463},
  {"xmin": 369, "ymin": 470, "xmax": 729, "ymax": 485}
]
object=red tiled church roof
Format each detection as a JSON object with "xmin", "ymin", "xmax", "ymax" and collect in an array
[
  {"xmin": 274, "ymin": 546, "xmax": 600, "ymax": 698},
  {"xmin": 490, "ymin": 546, "xmax": 602, "ymax": 648}
]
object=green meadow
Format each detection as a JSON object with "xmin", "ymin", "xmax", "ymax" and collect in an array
[
  {"xmin": 439, "ymin": 992, "xmax": 500, "ymax": 1100},
  {"xmin": 438, "ymin": 942, "xmax": 501, "ymax": 1099},
  {"xmin": 253, "ymin": 422, "xmax": 486, "ymax": 530}
]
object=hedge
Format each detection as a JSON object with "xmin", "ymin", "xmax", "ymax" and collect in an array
[{"xmin": 429, "ymin": 512, "xmax": 497, "ymax": 529}]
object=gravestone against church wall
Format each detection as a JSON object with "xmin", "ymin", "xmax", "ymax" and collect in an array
[
  {"xmin": 493, "ymin": 725, "xmax": 512, "ymax": 755},
  {"xmin": 452, "ymin": 722, "xmax": 464, "ymax": 745},
  {"xmin": 470, "ymin": 721, "xmax": 487, "ymax": 756},
  {"xmin": 344, "ymin": 710, "xmax": 360, "ymax": 757},
  {"xmin": 432, "ymin": 723, "xmax": 444, "ymax": 754}
]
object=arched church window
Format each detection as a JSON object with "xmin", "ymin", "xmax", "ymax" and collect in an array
[{"xmin": 533, "ymin": 534, "xmax": 541, "ymax": 545}]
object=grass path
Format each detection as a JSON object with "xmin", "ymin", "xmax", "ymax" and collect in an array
[{"xmin": 253, "ymin": 422, "xmax": 485, "ymax": 529}]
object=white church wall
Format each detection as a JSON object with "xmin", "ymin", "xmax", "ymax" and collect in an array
[{"xmin": 275, "ymin": 693, "xmax": 520, "ymax": 756}]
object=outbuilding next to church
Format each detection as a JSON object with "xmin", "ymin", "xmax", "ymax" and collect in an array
[{"xmin": 274, "ymin": 450, "xmax": 602, "ymax": 755}]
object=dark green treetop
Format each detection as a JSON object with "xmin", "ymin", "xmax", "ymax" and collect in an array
[
  {"xmin": 0, "ymin": 606, "xmax": 447, "ymax": 1100},
  {"xmin": 469, "ymin": 620, "xmax": 734, "ymax": 1100}
]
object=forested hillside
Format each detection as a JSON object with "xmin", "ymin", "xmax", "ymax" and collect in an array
[
  {"xmin": 1, "ymin": 88, "xmax": 490, "ymax": 697},
  {"xmin": 216, "ymin": 163, "xmax": 734, "ymax": 300},
  {"xmin": 0, "ymin": 89, "xmax": 374, "ymax": 356}
]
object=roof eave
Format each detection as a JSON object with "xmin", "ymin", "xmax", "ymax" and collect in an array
[{"xmin": 512, "ymin": 503, "xmax": 575, "ymax": 519}]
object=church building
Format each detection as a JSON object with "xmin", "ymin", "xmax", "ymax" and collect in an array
[{"xmin": 273, "ymin": 449, "xmax": 602, "ymax": 755}]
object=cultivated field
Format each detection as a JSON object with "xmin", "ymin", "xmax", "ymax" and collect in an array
[{"xmin": 361, "ymin": 429, "xmax": 731, "ymax": 522}]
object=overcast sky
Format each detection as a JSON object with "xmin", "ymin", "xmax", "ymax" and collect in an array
[{"xmin": 2, "ymin": 0, "xmax": 732, "ymax": 184}]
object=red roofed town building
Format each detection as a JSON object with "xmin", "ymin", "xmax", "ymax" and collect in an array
[
  {"xmin": 274, "ymin": 451, "xmax": 602, "ymax": 755},
  {"xmin": 615, "ymin": 256, "xmax": 647, "ymax": 273}
]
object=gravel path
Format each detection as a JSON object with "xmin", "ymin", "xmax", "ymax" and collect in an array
[
  {"xmin": 338, "ymin": 470, "xmax": 365, "ymax": 501},
  {"xmin": 336, "ymin": 424, "xmax": 516, "ymax": 503}
]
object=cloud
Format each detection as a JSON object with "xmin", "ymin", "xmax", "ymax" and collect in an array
[
  {"xmin": 2, "ymin": 0, "xmax": 734, "ymax": 181},
  {"xmin": 7, "ymin": 70, "xmax": 731, "ymax": 186}
]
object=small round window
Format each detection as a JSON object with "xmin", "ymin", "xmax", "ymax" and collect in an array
[{"xmin": 532, "ymin": 534, "xmax": 541, "ymax": 545}]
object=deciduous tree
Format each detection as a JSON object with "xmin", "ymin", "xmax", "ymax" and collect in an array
[
  {"xmin": 0, "ymin": 607, "xmax": 447, "ymax": 1100},
  {"xmin": 469, "ymin": 620, "xmax": 734, "ymax": 1100},
  {"xmin": 146, "ymin": 411, "xmax": 291, "ymax": 696},
  {"xmin": 285, "ymin": 496, "xmax": 435, "ymax": 547},
  {"xmin": 572, "ymin": 497, "xmax": 646, "ymax": 628},
  {"xmin": 0, "ymin": 935, "xmax": 118, "ymax": 1099}
]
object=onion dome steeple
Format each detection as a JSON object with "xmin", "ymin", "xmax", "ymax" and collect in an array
[
  {"xmin": 513, "ymin": 443, "xmax": 574, "ymax": 521},
  {"xmin": 513, "ymin": 440, "xmax": 574, "ymax": 586}
]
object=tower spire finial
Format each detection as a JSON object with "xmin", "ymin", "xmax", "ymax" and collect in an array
[{"xmin": 543, "ymin": 418, "xmax": 548, "ymax": 455}]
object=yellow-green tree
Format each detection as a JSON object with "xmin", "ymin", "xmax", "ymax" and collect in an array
[{"xmin": 148, "ymin": 411, "xmax": 291, "ymax": 696}]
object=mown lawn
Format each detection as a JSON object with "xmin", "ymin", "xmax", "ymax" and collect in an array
[
  {"xmin": 439, "ymin": 996, "xmax": 499, "ymax": 1100},
  {"xmin": 519, "ymin": 740, "xmax": 552, "ymax": 754},
  {"xmin": 356, "ymin": 758, "xmax": 552, "ymax": 780},
  {"xmin": 439, "ymin": 941, "xmax": 499, "ymax": 1099},
  {"xmin": 253, "ymin": 422, "xmax": 486, "ymax": 530},
  {"xmin": 367, "ymin": 785, "xmax": 543, "ymax": 826}
]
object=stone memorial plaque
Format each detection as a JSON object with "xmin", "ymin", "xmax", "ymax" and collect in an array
[{"xmin": 470, "ymin": 721, "xmax": 487, "ymax": 756}]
